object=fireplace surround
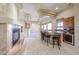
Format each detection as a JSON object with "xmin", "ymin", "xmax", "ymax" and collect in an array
[{"xmin": 12, "ymin": 25, "xmax": 21, "ymax": 46}]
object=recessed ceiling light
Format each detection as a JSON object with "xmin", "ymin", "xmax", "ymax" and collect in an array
[{"xmin": 56, "ymin": 7, "xmax": 58, "ymax": 10}]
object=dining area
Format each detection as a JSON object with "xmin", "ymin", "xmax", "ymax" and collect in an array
[
  {"xmin": 40, "ymin": 30, "xmax": 64, "ymax": 50},
  {"xmin": 40, "ymin": 16, "xmax": 75, "ymax": 50}
]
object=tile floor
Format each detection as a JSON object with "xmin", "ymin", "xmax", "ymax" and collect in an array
[
  {"xmin": 22, "ymin": 38, "xmax": 79, "ymax": 55},
  {"xmin": 7, "ymin": 32, "xmax": 79, "ymax": 55},
  {"xmin": 10, "ymin": 39, "xmax": 79, "ymax": 55}
]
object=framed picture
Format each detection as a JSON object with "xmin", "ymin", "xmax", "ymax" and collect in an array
[{"xmin": 25, "ymin": 23, "xmax": 30, "ymax": 29}]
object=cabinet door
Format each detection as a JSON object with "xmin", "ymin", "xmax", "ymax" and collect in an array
[{"xmin": 64, "ymin": 16, "xmax": 74, "ymax": 29}]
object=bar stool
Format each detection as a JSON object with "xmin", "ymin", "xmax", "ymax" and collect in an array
[
  {"xmin": 41, "ymin": 32, "xmax": 45, "ymax": 41},
  {"xmin": 52, "ymin": 34, "xmax": 61, "ymax": 50},
  {"xmin": 45, "ymin": 34, "xmax": 50, "ymax": 46}
]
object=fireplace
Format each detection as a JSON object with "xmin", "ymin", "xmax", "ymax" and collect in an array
[{"xmin": 12, "ymin": 25, "xmax": 20, "ymax": 46}]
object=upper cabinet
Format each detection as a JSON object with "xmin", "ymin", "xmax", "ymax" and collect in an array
[{"xmin": 64, "ymin": 16, "xmax": 74, "ymax": 30}]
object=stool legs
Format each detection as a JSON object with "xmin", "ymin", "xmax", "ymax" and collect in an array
[
  {"xmin": 57, "ymin": 39, "xmax": 61, "ymax": 50},
  {"xmin": 52, "ymin": 38, "xmax": 61, "ymax": 50},
  {"xmin": 53, "ymin": 39, "xmax": 54, "ymax": 48}
]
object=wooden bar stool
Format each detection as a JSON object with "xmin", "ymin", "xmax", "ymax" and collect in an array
[
  {"xmin": 52, "ymin": 34, "xmax": 61, "ymax": 50},
  {"xmin": 45, "ymin": 34, "xmax": 50, "ymax": 46}
]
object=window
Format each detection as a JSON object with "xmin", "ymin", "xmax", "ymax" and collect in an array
[
  {"xmin": 47, "ymin": 23, "xmax": 52, "ymax": 30},
  {"xmin": 41, "ymin": 25, "xmax": 44, "ymax": 30},
  {"xmin": 44, "ymin": 24, "xmax": 47, "ymax": 30},
  {"xmin": 56, "ymin": 20, "xmax": 63, "ymax": 33},
  {"xmin": 57, "ymin": 20, "xmax": 63, "ymax": 30},
  {"xmin": 41, "ymin": 22, "xmax": 52, "ymax": 31}
]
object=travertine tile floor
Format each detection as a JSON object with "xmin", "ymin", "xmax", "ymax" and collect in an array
[
  {"xmin": 7, "ymin": 32, "xmax": 79, "ymax": 55},
  {"xmin": 22, "ymin": 38, "xmax": 79, "ymax": 55},
  {"xmin": 9, "ymin": 37, "xmax": 79, "ymax": 55}
]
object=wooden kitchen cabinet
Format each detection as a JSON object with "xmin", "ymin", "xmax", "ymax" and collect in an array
[
  {"xmin": 64, "ymin": 16, "xmax": 74, "ymax": 29},
  {"xmin": 63, "ymin": 16, "xmax": 75, "ymax": 45}
]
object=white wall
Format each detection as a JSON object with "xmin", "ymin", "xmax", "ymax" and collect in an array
[
  {"xmin": 0, "ymin": 4, "xmax": 24, "ymax": 54},
  {"xmin": 74, "ymin": 4, "xmax": 79, "ymax": 47},
  {"xmin": 0, "ymin": 4, "xmax": 23, "ymax": 25},
  {"xmin": 0, "ymin": 4, "xmax": 7, "ymax": 17},
  {"xmin": 51, "ymin": 16, "xmax": 56, "ymax": 30},
  {"xmin": 0, "ymin": 23, "xmax": 7, "ymax": 54},
  {"xmin": 53, "ymin": 4, "xmax": 79, "ymax": 47},
  {"xmin": 6, "ymin": 4, "xmax": 18, "ymax": 24},
  {"xmin": 20, "ymin": 4, "xmax": 39, "ymax": 22},
  {"xmin": 7, "ymin": 24, "xmax": 12, "ymax": 51}
]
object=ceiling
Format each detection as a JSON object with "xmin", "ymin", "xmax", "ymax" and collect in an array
[
  {"xmin": 30, "ymin": 3, "xmax": 73, "ymax": 13},
  {"xmin": 18, "ymin": 3, "xmax": 74, "ymax": 13},
  {"xmin": 16, "ymin": 3, "xmax": 74, "ymax": 22}
]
